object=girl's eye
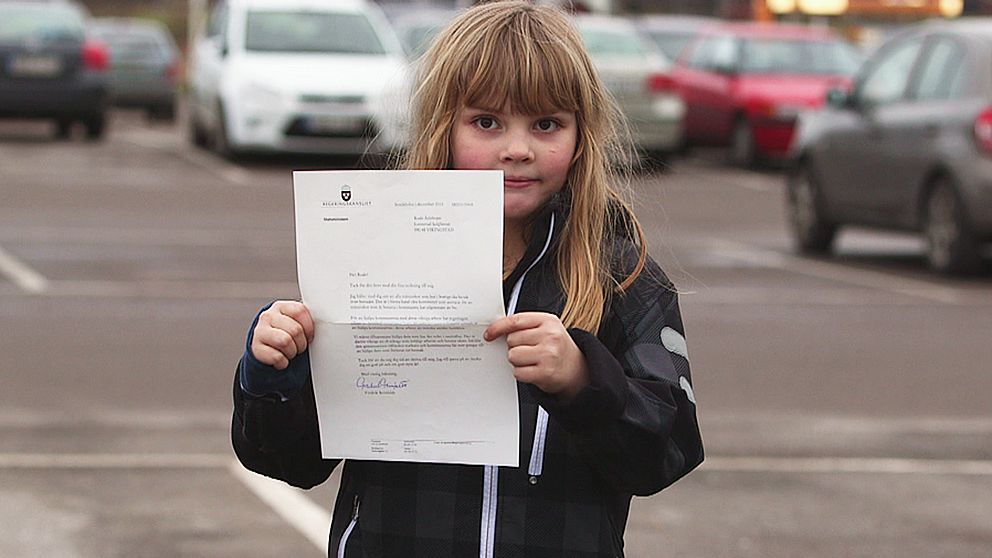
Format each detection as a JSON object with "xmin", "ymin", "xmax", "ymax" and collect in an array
[
  {"xmin": 474, "ymin": 116, "xmax": 498, "ymax": 130},
  {"xmin": 535, "ymin": 119, "xmax": 560, "ymax": 132}
]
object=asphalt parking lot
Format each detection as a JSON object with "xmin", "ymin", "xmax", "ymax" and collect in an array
[{"xmin": 1, "ymin": 112, "xmax": 991, "ymax": 557}]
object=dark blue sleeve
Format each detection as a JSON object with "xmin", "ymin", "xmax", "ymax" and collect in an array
[{"xmin": 239, "ymin": 302, "xmax": 311, "ymax": 401}]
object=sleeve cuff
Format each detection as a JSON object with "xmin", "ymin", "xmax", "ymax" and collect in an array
[
  {"xmin": 528, "ymin": 328, "xmax": 628, "ymax": 431},
  {"xmin": 239, "ymin": 302, "xmax": 310, "ymax": 401}
]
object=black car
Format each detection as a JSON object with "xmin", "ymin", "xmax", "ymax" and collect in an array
[
  {"xmin": 0, "ymin": 0, "xmax": 110, "ymax": 139},
  {"xmin": 786, "ymin": 18, "xmax": 992, "ymax": 274}
]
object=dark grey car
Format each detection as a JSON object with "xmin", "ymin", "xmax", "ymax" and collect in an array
[
  {"xmin": 0, "ymin": 0, "xmax": 109, "ymax": 139},
  {"xmin": 90, "ymin": 18, "xmax": 180, "ymax": 122},
  {"xmin": 786, "ymin": 18, "xmax": 992, "ymax": 274}
]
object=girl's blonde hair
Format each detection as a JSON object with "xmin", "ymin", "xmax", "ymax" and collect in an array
[{"xmin": 402, "ymin": 0, "xmax": 647, "ymax": 332}]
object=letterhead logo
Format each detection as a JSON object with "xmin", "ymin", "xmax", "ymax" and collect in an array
[{"xmin": 321, "ymin": 184, "xmax": 369, "ymax": 208}]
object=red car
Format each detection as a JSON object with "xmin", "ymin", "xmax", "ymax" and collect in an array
[{"xmin": 671, "ymin": 22, "xmax": 863, "ymax": 166}]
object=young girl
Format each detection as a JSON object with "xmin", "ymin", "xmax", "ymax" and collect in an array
[{"xmin": 232, "ymin": 2, "xmax": 703, "ymax": 556}]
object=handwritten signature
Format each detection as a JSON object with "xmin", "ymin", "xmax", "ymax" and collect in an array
[{"xmin": 356, "ymin": 376, "xmax": 410, "ymax": 391}]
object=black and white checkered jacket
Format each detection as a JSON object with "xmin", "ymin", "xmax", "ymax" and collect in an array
[{"xmin": 232, "ymin": 204, "xmax": 704, "ymax": 558}]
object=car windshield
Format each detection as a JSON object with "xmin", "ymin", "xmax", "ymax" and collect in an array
[
  {"xmin": 581, "ymin": 28, "xmax": 648, "ymax": 58},
  {"xmin": 741, "ymin": 38, "xmax": 863, "ymax": 75},
  {"xmin": 0, "ymin": 5, "xmax": 85, "ymax": 44},
  {"xmin": 644, "ymin": 31, "xmax": 695, "ymax": 61},
  {"xmin": 245, "ymin": 11, "xmax": 385, "ymax": 54}
]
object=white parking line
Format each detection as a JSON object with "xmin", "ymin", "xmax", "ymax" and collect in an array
[
  {"xmin": 228, "ymin": 460, "xmax": 330, "ymax": 555},
  {"xmin": 0, "ymin": 453, "xmax": 229, "ymax": 469},
  {"xmin": 681, "ymin": 286, "xmax": 985, "ymax": 307},
  {"xmin": 4, "ymin": 452, "xmax": 990, "ymax": 477},
  {"xmin": 0, "ymin": 408, "xmax": 229, "ymax": 428},
  {"xmin": 0, "ymin": 244, "xmax": 48, "ymax": 294},
  {"xmin": 40, "ymin": 279, "xmax": 298, "ymax": 300},
  {"xmin": 704, "ymin": 238, "xmax": 963, "ymax": 305},
  {"xmin": 179, "ymin": 147, "xmax": 255, "ymax": 186},
  {"xmin": 0, "ymin": 225, "xmax": 291, "ymax": 248},
  {"xmin": 703, "ymin": 456, "xmax": 992, "ymax": 476},
  {"xmin": 118, "ymin": 128, "xmax": 254, "ymax": 186},
  {"xmin": 669, "ymin": 159, "xmax": 778, "ymax": 193}
]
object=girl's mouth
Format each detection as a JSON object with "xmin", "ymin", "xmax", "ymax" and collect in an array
[{"xmin": 504, "ymin": 177, "xmax": 538, "ymax": 189}]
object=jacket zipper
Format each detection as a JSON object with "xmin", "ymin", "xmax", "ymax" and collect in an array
[
  {"xmin": 479, "ymin": 465, "xmax": 499, "ymax": 558},
  {"xmin": 479, "ymin": 212, "xmax": 556, "ymax": 558},
  {"xmin": 337, "ymin": 495, "xmax": 360, "ymax": 558},
  {"xmin": 528, "ymin": 407, "xmax": 550, "ymax": 484}
]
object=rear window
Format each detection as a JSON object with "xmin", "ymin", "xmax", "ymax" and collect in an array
[
  {"xmin": 581, "ymin": 29, "xmax": 647, "ymax": 58},
  {"xmin": 741, "ymin": 38, "xmax": 863, "ymax": 75},
  {"xmin": 91, "ymin": 28, "xmax": 171, "ymax": 60},
  {"xmin": 0, "ymin": 5, "xmax": 85, "ymax": 44},
  {"xmin": 644, "ymin": 31, "xmax": 695, "ymax": 61},
  {"xmin": 245, "ymin": 11, "xmax": 385, "ymax": 54}
]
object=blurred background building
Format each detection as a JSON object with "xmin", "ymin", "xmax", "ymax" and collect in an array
[{"xmin": 72, "ymin": 0, "xmax": 992, "ymax": 55}]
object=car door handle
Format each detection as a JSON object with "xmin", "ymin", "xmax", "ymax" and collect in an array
[{"xmin": 923, "ymin": 124, "xmax": 939, "ymax": 138}]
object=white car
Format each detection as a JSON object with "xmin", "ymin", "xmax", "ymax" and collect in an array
[{"xmin": 188, "ymin": 0, "xmax": 408, "ymax": 157}]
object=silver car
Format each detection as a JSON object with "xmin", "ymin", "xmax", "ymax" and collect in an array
[
  {"xmin": 387, "ymin": 6, "xmax": 457, "ymax": 60},
  {"xmin": 635, "ymin": 14, "xmax": 719, "ymax": 63},
  {"xmin": 786, "ymin": 18, "xmax": 992, "ymax": 274},
  {"xmin": 574, "ymin": 15, "xmax": 685, "ymax": 160}
]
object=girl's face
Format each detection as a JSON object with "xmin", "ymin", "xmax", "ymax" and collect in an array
[{"xmin": 451, "ymin": 106, "xmax": 577, "ymax": 226}]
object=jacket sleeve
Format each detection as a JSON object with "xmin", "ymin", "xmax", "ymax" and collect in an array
[
  {"xmin": 231, "ymin": 304, "xmax": 338, "ymax": 488},
  {"xmin": 232, "ymin": 361, "xmax": 339, "ymax": 489},
  {"xmin": 530, "ymin": 286, "xmax": 703, "ymax": 496},
  {"xmin": 232, "ymin": 322, "xmax": 339, "ymax": 489}
]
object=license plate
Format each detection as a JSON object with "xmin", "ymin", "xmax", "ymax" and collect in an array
[
  {"xmin": 8, "ymin": 54, "xmax": 63, "ymax": 78},
  {"xmin": 308, "ymin": 116, "xmax": 365, "ymax": 134}
]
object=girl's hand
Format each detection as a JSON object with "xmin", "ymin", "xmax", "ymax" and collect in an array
[
  {"xmin": 484, "ymin": 312, "xmax": 589, "ymax": 399},
  {"xmin": 251, "ymin": 301, "xmax": 315, "ymax": 370}
]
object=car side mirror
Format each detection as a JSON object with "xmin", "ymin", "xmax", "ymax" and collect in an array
[
  {"xmin": 712, "ymin": 62, "xmax": 737, "ymax": 76},
  {"xmin": 826, "ymin": 87, "xmax": 852, "ymax": 109}
]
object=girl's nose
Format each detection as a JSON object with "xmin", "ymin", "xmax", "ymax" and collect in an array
[{"xmin": 500, "ymin": 132, "xmax": 534, "ymax": 163}]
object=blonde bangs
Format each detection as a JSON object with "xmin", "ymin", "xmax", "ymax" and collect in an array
[{"xmin": 456, "ymin": 19, "xmax": 582, "ymax": 116}]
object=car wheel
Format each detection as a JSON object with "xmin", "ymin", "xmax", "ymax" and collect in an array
[
  {"xmin": 54, "ymin": 118, "xmax": 73, "ymax": 140},
  {"xmin": 148, "ymin": 104, "xmax": 176, "ymax": 123},
  {"xmin": 212, "ymin": 103, "xmax": 238, "ymax": 159},
  {"xmin": 924, "ymin": 179, "xmax": 981, "ymax": 275},
  {"xmin": 84, "ymin": 113, "xmax": 106, "ymax": 141},
  {"xmin": 786, "ymin": 161, "xmax": 836, "ymax": 254},
  {"xmin": 730, "ymin": 117, "xmax": 756, "ymax": 168},
  {"xmin": 189, "ymin": 111, "xmax": 209, "ymax": 148}
]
